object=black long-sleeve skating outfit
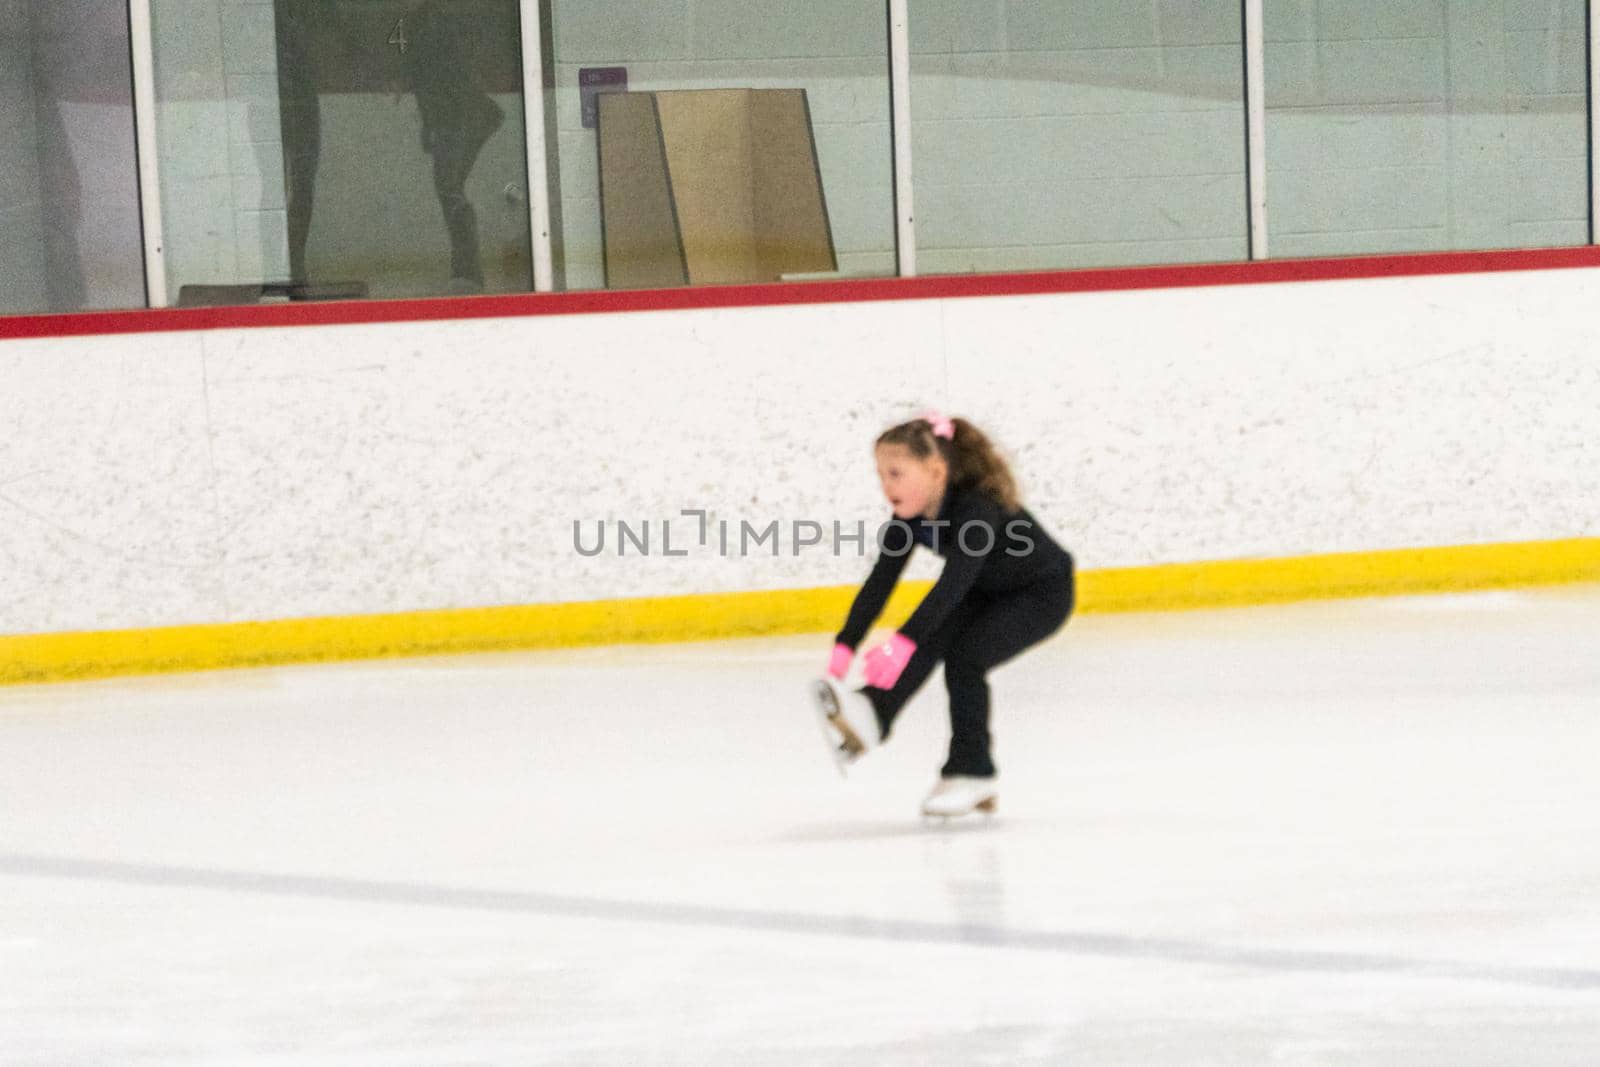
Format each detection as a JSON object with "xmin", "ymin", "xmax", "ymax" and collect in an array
[{"xmin": 835, "ymin": 486, "xmax": 1074, "ymax": 778}]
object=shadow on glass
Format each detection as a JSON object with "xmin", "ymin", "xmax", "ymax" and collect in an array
[
  {"xmin": 0, "ymin": 0, "xmax": 145, "ymax": 316},
  {"xmin": 150, "ymin": 0, "xmax": 532, "ymax": 306}
]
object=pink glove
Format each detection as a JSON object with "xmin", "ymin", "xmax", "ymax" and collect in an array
[
  {"xmin": 826, "ymin": 643, "xmax": 853, "ymax": 679},
  {"xmin": 863, "ymin": 633, "xmax": 916, "ymax": 690}
]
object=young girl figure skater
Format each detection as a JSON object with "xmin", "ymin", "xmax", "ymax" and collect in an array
[{"xmin": 812, "ymin": 412, "xmax": 1075, "ymax": 817}]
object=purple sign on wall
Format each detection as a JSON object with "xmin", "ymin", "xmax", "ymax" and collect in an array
[{"xmin": 580, "ymin": 66, "xmax": 629, "ymax": 129}]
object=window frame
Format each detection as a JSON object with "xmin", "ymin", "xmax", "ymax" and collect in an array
[{"xmin": 5, "ymin": 0, "xmax": 1597, "ymax": 322}]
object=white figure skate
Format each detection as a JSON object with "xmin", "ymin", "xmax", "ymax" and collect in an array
[
  {"xmin": 811, "ymin": 677, "xmax": 879, "ymax": 775},
  {"xmin": 921, "ymin": 775, "xmax": 999, "ymax": 819}
]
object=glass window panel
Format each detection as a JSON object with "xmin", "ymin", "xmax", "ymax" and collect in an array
[
  {"xmin": 149, "ymin": 0, "xmax": 533, "ymax": 305},
  {"xmin": 546, "ymin": 0, "xmax": 895, "ymax": 290},
  {"xmin": 0, "ymin": 0, "xmax": 145, "ymax": 315},
  {"xmin": 909, "ymin": 0, "xmax": 1250, "ymax": 275},
  {"xmin": 1264, "ymin": 0, "xmax": 1589, "ymax": 257}
]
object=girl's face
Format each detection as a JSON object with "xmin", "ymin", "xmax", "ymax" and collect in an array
[{"xmin": 875, "ymin": 443, "xmax": 948, "ymax": 520}]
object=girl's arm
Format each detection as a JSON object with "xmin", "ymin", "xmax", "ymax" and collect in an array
[
  {"xmin": 834, "ymin": 523, "xmax": 914, "ymax": 649},
  {"xmin": 896, "ymin": 493, "xmax": 998, "ymax": 644}
]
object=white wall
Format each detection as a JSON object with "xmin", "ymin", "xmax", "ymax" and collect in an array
[
  {"xmin": 151, "ymin": 0, "xmax": 287, "ymax": 295},
  {"xmin": 0, "ymin": 6, "xmax": 46, "ymax": 314},
  {"xmin": 28, "ymin": 0, "xmax": 147, "ymax": 312},
  {"xmin": 3, "ymin": 266, "xmax": 1599, "ymax": 637},
  {"xmin": 1265, "ymin": 0, "xmax": 1589, "ymax": 256},
  {"xmin": 0, "ymin": 0, "xmax": 146, "ymax": 314},
  {"xmin": 910, "ymin": 0, "xmax": 1249, "ymax": 273}
]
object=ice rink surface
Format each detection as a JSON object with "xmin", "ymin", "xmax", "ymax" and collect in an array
[{"xmin": 2, "ymin": 587, "xmax": 1599, "ymax": 1065}]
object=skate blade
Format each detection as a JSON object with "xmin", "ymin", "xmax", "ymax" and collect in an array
[
  {"xmin": 921, "ymin": 795, "xmax": 999, "ymax": 820},
  {"xmin": 810, "ymin": 679, "xmax": 862, "ymax": 777}
]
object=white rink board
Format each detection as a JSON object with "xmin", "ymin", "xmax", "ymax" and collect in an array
[{"xmin": 3, "ymin": 267, "xmax": 1599, "ymax": 633}]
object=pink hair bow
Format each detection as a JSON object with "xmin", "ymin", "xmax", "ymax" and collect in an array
[{"xmin": 919, "ymin": 410, "xmax": 955, "ymax": 440}]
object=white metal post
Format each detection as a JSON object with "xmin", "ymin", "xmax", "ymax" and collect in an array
[
  {"xmin": 1243, "ymin": 0, "xmax": 1268, "ymax": 259},
  {"xmin": 519, "ymin": 0, "xmax": 555, "ymax": 291},
  {"xmin": 128, "ymin": 0, "xmax": 169, "ymax": 306},
  {"xmin": 888, "ymin": 0, "xmax": 916, "ymax": 277}
]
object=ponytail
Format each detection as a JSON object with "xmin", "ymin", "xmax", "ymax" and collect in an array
[{"xmin": 876, "ymin": 414, "xmax": 1021, "ymax": 512}]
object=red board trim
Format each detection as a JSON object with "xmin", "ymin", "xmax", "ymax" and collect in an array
[{"xmin": 5, "ymin": 246, "xmax": 1600, "ymax": 342}]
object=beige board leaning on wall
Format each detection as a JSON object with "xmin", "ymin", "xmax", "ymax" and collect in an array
[{"xmin": 597, "ymin": 89, "xmax": 837, "ymax": 288}]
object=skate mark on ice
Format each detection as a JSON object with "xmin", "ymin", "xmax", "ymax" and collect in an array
[{"xmin": 3, "ymin": 852, "xmax": 1598, "ymax": 994}]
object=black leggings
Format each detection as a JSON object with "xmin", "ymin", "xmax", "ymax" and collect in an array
[{"xmin": 865, "ymin": 564, "xmax": 1074, "ymax": 778}]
